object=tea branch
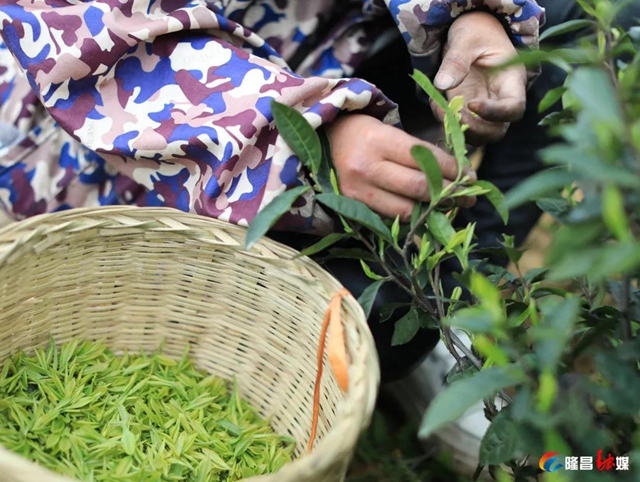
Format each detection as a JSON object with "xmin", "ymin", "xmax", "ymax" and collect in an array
[
  {"xmin": 401, "ymin": 205, "xmax": 440, "ymax": 317},
  {"xmin": 620, "ymin": 274, "xmax": 632, "ymax": 340}
]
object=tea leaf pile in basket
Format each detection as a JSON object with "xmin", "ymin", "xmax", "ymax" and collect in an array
[{"xmin": 0, "ymin": 338, "xmax": 294, "ymax": 481}]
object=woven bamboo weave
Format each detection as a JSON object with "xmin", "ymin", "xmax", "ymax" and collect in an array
[{"xmin": 0, "ymin": 206, "xmax": 380, "ymax": 482}]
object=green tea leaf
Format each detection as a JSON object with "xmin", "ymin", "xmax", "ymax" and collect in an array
[
  {"xmin": 296, "ymin": 233, "xmax": 347, "ymax": 258},
  {"xmin": 271, "ymin": 101, "xmax": 322, "ymax": 175},
  {"xmin": 121, "ymin": 428, "xmax": 136, "ymax": 456},
  {"xmin": 497, "ymin": 47, "xmax": 597, "ymax": 71},
  {"xmin": 324, "ymin": 247, "xmax": 377, "ymax": 262},
  {"xmin": 360, "ymin": 260, "xmax": 385, "ymax": 281},
  {"xmin": 549, "ymin": 243, "xmax": 640, "ymax": 281},
  {"xmin": 411, "ymin": 145, "xmax": 443, "ymax": 204},
  {"xmin": 450, "ymin": 185, "xmax": 491, "ymax": 198},
  {"xmin": 245, "ymin": 186, "xmax": 310, "ymax": 250},
  {"xmin": 536, "ymin": 197, "xmax": 571, "ymax": 222},
  {"xmin": 411, "ymin": 202, "xmax": 425, "ymax": 228},
  {"xmin": 0, "ymin": 340, "xmax": 294, "ymax": 481},
  {"xmin": 412, "ymin": 69, "xmax": 448, "ymax": 110},
  {"xmin": 445, "ymin": 358, "xmax": 479, "ymax": 385},
  {"xmin": 593, "ymin": 354, "xmax": 640, "ymax": 417},
  {"xmin": 474, "ymin": 181, "xmax": 508, "ymax": 224},
  {"xmin": 391, "ymin": 216, "xmax": 401, "ymax": 247},
  {"xmin": 538, "ymin": 86, "xmax": 567, "ymax": 113},
  {"xmin": 505, "ymin": 169, "xmax": 576, "ymax": 210},
  {"xmin": 470, "ymin": 272, "xmax": 502, "ymax": 317},
  {"xmin": 330, "ymin": 168, "xmax": 340, "ymax": 195},
  {"xmin": 542, "ymin": 145, "xmax": 640, "ymax": 188},
  {"xmin": 426, "ymin": 211, "xmax": 455, "ymax": 246},
  {"xmin": 446, "ymin": 308, "xmax": 497, "ymax": 333},
  {"xmin": 358, "ymin": 280, "xmax": 385, "ymax": 319},
  {"xmin": 479, "ymin": 410, "xmax": 519, "ymax": 466},
  {"xmin": 446, "ymin": 230, "xmax": 468, "ymax": 252},
  {"xmin": 380, "ymin": 303, "xmax": 408, "ymax": 323},
  {"xmin": 546, "ymin": 222, "xmax": 604, "ymax": 265},
  {"xmin": 391, "ymin": 310, "xmax": 421, "ymax": 346},
  {"xmin": 206, "ymin": 449, "xmax": 231, "ymax": 470},
  {"xmin": 316, "ymin": 127, "xmax": 335, "ymax": 193},
  {"xmin": 420, "ymin": 366, "xmax": 525, "ymax": 438},
  {"xmin": 445, "ymin": 97, "xmax": 468, "ymax": 166},
  {"xmin": 532, "ymin": 297, "xmax": 580, "ymax": 371},
  {"xmin": 524, "ymin": 267, "xmax": 549, "ymax": 283},
  {"xmin": 602, "ymin": 184, "xmax": 631, "ymax": 242},
  {"xmin": 418, "ymin": 234, "xmax": 433, "ymax": 264},
  {"xmin": 537, "ymin": 371, "xmax": 558, "ymax": 413},
  {"xmin": 316, "ymin": 193, "xmax": 392, "ymax": 241},
  {"xmin": 539, "ymin": 19, "xmax": 595, "ymax": 42},
  {"xmin": 568, "ymin": 67, "xmax": 624, "ymax": 130}
]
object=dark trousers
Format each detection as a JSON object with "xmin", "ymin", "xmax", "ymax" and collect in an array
[{"xmin": 272, "ymin": 1, "xmax": 640, "ymax": 384}]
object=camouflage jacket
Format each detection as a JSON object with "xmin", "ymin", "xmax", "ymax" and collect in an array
[{"xmin": 0, "ymin": 0, "xmax": 544, "ymax": 233}]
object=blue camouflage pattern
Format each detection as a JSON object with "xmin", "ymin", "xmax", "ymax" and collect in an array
[{"xmin": 0, "ymin": 0, "xmax": 544, "ymax": 233}]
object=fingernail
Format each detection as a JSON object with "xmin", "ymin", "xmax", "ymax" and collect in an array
[
  {"xmin": 467, "ymin": 169, "xmax": 478, "ymax": 181},
  {"xmin": 434, "ymin": 73, "xmax": 455, "ymax": 90},
  {"xmin": 467, "ymin": 101, "xmax": 481, "ymax": 113}
]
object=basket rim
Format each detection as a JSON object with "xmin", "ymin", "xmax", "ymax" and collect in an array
[{"xmin": 0, "ymin": 206, "xmax": 381, "ymax": 482}]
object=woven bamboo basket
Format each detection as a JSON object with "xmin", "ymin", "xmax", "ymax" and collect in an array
[{"xmin": 0, "ymin": 206, "xmax": 380, "ymax": 482}]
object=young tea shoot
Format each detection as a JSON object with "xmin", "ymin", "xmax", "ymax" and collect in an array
[{"xmin": 0, "ymin": 338, "xmax": 294, "ymax": 481}]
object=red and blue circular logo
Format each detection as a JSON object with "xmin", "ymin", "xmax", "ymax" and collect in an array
[{"xmin": 539, "ymin": 452, "xmax": 564, "ymax": 472}]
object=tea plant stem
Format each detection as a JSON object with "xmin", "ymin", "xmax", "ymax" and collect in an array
[
  {"xmin": 345, "ymin": 212, "xmax": 439, "ymax": 318},
  {"xmin": 620, "ymin": 275, "xmax": 632, "ymax": 341},
  {"xmin": 442, "ymin": 327, "xmax": 463, "ymax": 364},
  {"xmin": 449, "ymin": 331, "xmax": 477, "ymax": 367},
  {"xmin": 433, "ymin": 262, "xmax": 446, "ymax": 320},
  {"xmin": 345, "ymin": 220, "xmax": 415, "ymax": 299},
  {"xmin": 411, "ymin": 271, "xmax": 438, "ymax": 318},
  {"xmin": 401, "ymin": 205, "xmax": 440, "ymax": 317},
  {"xmin": 578, "ymin": 278, "xmax": 595, "ymax": 309},
  {"xmin": 448, "ymin": 331, "xmax": 514, "ymax": 406},
  {"xmin": 605, "ymin": 30, "xmax": 620, "ymax": 88},
  {"xmin": 402, "ymin": 205, "xmax": 432, "ymax": 258}
]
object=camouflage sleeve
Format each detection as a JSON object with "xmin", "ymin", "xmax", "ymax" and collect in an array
[
  {"xmin": 0, "ymin": 0, "xmax": 395, "ymax": 234},
  {"xmin": 386, "ymin": 0, "xmax": 545, "ymax": 75}
]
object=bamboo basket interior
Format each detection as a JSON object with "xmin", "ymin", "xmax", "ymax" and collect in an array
[{"xmin": 0, "ymin": 207, "xmax": 380, "ymax": 482}]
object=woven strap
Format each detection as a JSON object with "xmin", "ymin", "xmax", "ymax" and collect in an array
[{"xmin": 308, "ymin": 288, "xmax": 351, "ymax": 454}]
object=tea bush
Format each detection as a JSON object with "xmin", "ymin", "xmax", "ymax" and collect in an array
[{"xmin": 248, "ymin": 1, "xmax": 640, "ymax": 480}]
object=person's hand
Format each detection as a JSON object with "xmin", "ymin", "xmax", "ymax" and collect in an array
[
  {"xmin": 326, "ymin": 114, "xmax": 476, "ymax": 222},
  {"xmin": 432, "ymin": 11, "xmax": 527, "ymax": 145}
]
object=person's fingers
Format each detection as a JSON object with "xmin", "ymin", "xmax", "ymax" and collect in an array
[
  {"xmin": 367, "ymin": 162, "xmax": 457, "ymax": 202},
  {"xmin": 434, "ymin": 36, "xmax": 475, "ymax": 91},
  {"xmin": 363, "ymin": 188, "xmax": 474, "ymax": 221},
  {"xmin": 379, "ymin": 125, "xmax": 476, "ymax": 181},
  {"xmin": 468, "ymin": 98, "xmax": 524, "ymax": 123},
  {"xmin": 459, "ymin": 110, "xmax": 509, "ymax": 145},
  {"xmin": 347, "ymin": 187, "xmax": 417, "ymax": 222},
  {"xmin": 373, "ymin": 162, "xmax": 477, "ymax": 208},
  {"xmin": 432, "ymin": 94, "xmax": 508, "ymax": 146},
  {"xmin": 467, "ymin": 74, "xmax": 526, "ymax": 123},
  {"xmin": 429, "ymin": 99, "xmax": 446, "ymax": 124},
  {"xmin": 451, "ymin": 188, "xmax": 477, "ymax": 209},
  {"xmin": 430, "ymin": 96, "xmax": 507, "ymax": 147},
  {"xmin": 461, "ymin": 193, "xmax": 477, "ymax": 209}
]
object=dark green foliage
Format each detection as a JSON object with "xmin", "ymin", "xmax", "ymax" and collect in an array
[{"xmin": 250, "ymin": 2, "xmax": 640, "ymax": 480}]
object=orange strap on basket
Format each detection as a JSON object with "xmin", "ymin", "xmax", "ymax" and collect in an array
[{"xmin": 307, "ymin": 288, "xmax": 351, "ymax": 454}]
